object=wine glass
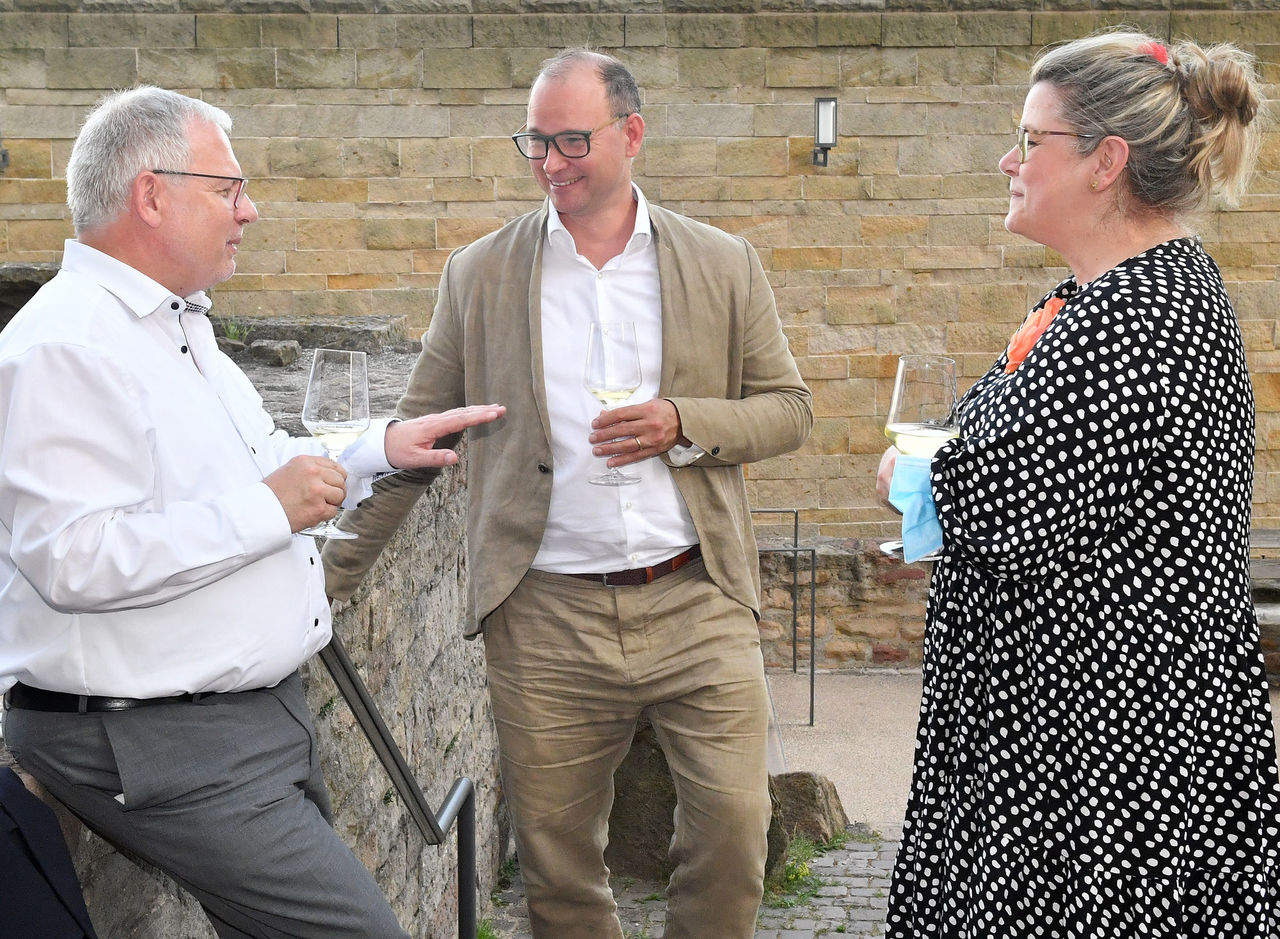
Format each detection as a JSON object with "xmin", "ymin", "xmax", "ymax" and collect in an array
[
  {"xmin": 583, "ymin": 321, "xmax": 643, "ymax": 487},
  {"xmin": 884, "ymin": 354, "xmax": 958, "ymax": 457},
  {"xmin": 300, "ymin": 348, "xmax": 370, "ymax": 539},
  {"xmin": 882, "ymin": 354, "xmax": 957, "ymax": 563}
]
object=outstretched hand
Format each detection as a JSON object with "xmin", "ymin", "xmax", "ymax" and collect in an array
[{"xmin": 384, "ymin": 404, "xmax": 506, "ymax": 469}]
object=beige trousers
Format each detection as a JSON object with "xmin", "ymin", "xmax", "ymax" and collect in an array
[{"xmin": 483, "ymin": 559, "xmax": 771, "ymax": 939}]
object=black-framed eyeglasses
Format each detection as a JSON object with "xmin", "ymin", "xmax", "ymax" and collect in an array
[
  {"xmin": 1015, "ymin": 126, "xmax": 1096, "ymax": 164},
  {"xmin": 511, "ymin": 114, "xmax": 630, "ymax": 160},
  {"xmin": 151, "ymin": 169, "xmax": 249, "ymax": 208}
]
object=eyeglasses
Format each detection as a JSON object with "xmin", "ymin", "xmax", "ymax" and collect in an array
[
  {"xmin": 1015, "ymin": 126, "xmax": 1096, "ymax": 164},
  {"xmin": 511, "ymin": 114, "xmax": 630, "ymax": 160},
  {"xmin": 151, "ymin": 169, "xmax": 249, "ymax": 208}
]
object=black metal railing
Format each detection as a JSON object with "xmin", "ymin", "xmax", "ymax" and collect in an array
[
  {"xmin": 320, "ymin": 635, "xmax": 477, "ymax": 938},
  {"xmin": 752, "ymin": 508, "xmax": 817, "ymax": 726}
]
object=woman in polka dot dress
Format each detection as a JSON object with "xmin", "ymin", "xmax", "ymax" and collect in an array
[{"xmin": 880, "ymin": 32, "xmax": 1280, "ymax": 936}]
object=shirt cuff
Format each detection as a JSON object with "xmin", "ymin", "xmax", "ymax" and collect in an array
[
  {"xmin": 337, "ymin": 418, "xmax": 397, "ymax": 509},
  {"xmin": 236, "ymin": 481, "xmax": 297, "ymax": 550},
  {"xmin": 667, "ymin": 442, "xmax": 706, "ymax": 467}
]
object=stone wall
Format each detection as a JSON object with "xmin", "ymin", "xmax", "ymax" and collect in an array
[
  {"xmin": 4, "ymin": 1, "xmax": 1280, "ymax": 541},
  {"xmin": 759, "ymin": 536, "xmax": 928, "ymax": 671}
]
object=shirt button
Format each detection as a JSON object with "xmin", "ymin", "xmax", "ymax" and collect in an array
[
  {"xmin": 314, "ymin": 618, "xmax": 320, "ymax": 627},
  {"xmin": 171, "ymin": 301, "xmax": 180, "ymax": 310},
  {"xmin": 180, "ymin": 345, "xmax": 188, "ymax": 353},
  {"xmin": 537, "ymin": 462, "xmax": 550, "ymax": 474}
]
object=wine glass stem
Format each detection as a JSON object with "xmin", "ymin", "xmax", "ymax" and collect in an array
[{"xmin": 325, "ymin": 447, "xmax": 346, "ymax": 509}]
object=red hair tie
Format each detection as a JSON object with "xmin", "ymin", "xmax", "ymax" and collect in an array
[{"xmin": 1138, "ymin": 40, "xmax": 1169, "ymax": 65}]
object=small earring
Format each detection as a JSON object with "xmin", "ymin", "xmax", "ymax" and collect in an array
[{"xmin": 1090, "ymin": 180, "xmax": 1099, "ymax": 190}]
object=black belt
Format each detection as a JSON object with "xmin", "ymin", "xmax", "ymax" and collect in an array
[
  {"xmin": 4, "ymin": 681, "xmax": 225, "ymax": 713},
  {"xmin": 565, "ymin": 545, "xmax": 701, "ymax": 588}
]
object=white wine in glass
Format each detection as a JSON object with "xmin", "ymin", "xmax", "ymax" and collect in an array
[
  {"xmin": 300, "ymin": 348, "xmax": 370, "ymax": 539},
  {"xmin": 584, "ymin": 321, "xmax": 642, "ymax": 487},
  {"xmin": 884, "ymin": 354, "xmax": 959, "ymax": 457}
]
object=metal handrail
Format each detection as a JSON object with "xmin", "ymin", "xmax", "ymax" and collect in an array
[
  {"xmin": 751, "ymin": 508, "xmax": 817, "ymax": 726},
  {"xmin": 435, "ymin": 778, "xmax": 477, "ymax": 938},
  {"xmin": 319, "ymin": 634, "xmax": 477, "ymax": 938}
]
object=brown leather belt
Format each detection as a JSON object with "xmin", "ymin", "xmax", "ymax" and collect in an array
[
  {"xmin": 565, "ymin": 545, "xmax": 701, "ymax": 587},
  {"xmin": 4, "ymin": 681, "xmax": 226, "ymax": 713}
]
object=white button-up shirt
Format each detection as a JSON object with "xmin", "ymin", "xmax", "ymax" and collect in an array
[
  {"xmin": 532, "ymin": 187, "xmax": 700, "ymax": 573},
  {"xmin": 0, "ymin": 241, "xmax": 391, "ymax": 697}
]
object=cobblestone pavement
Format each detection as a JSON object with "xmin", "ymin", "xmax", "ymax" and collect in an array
[{"xmin": 486, "ymin": 826, "xmax": 900, "ymax": 938}]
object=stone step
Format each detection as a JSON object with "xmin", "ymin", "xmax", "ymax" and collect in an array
[{"xmin": 210, "ymin": 314, "xmax": 415, "ymax": 354}]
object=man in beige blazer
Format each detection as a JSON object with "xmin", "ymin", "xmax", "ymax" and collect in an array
[{"xmin": 324, "ymin": 49, "xmax": 812, "ymax": 939}]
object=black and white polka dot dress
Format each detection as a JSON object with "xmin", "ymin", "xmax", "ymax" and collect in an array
[{"xmin": 887, "ymin": 238, "xmax": 1280, "ymax": 937}]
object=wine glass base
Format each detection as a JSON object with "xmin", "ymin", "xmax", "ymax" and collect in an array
[
  {"xmin": 301, "ymin": 523, "xmax": 358, "ymax": 540},
  {"xmin": 879, "ymin": 540, "xmax": 941, "ymax": 563},
  {"xmin": 589, "ymin": 472, "xmax": 641, "ymax": 486}
]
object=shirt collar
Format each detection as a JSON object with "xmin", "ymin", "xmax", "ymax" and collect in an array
[
  {"xmin": 545, "ymin": 183, "xmax": 653, "ymax": 255},
  {"xmin": 60, "ymin": 239, "xmax": 211, "ymax": 320}
]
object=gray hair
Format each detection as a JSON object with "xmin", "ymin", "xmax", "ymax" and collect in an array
[
  {"xmin": 66, "ymin": 85, "xmax": 232, "ymax": 234},
  {"xmin": 536, "ymin": 48, "xmax": 642, "ymax": 118},
  {"xmin": 1031, "ymin": 30, "xmax": 1262, "ymax": 215}
]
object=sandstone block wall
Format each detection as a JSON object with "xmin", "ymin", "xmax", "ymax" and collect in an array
[
  {"xmin": 4, "ymin": 1, "xmax": 1280, "ymax": 544},
  {"xmin": 759, "ymin": 536, "xmax": 929, "ymax": 671}
]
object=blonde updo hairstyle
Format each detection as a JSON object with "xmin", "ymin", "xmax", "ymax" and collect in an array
[{"xmin": 1030, "ymin": 31, "xmax": 1262, "ymax": 214}]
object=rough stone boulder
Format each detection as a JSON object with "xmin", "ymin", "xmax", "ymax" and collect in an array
[
  {"xmin": 605, "ymin": 717, "xmax": 846, "ymax": 885},
  {"xmin": 770, "ymin": 770, "xmax": 850, "ymax": 843},
  {"xmin": 604, "ymin": 719, "xmax": 678, "ymax": 883},
  {"xmin": 248, "ymin": 339, "xmax": 300, "ymax": 367}
]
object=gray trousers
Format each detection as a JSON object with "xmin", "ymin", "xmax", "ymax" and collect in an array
[{"xmin": 3, "ymin": 671, "xmax": 408, "ymax": 939}]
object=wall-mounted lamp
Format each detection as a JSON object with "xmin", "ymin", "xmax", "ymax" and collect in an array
[{"xmin": 813, "ymin": 97, "xmax": 838, "ymax": 167}]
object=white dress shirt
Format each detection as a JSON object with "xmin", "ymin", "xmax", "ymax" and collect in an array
[
  {"xmin": 0, "ymin": 241, "xmax": 393, "ymax": 697},
  {"xmin": 532, "ymin": 186, "xmax": 700, "ymax": 573}
]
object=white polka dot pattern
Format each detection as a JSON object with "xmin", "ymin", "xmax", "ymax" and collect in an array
[{"xmin": 887, "ymin": 238, "xmax": 1280, "ymax": 937}]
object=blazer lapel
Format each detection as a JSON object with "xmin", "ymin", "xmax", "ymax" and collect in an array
[
  {"xmin": 525, "ymin": 209, "xmax": 555, "ymax": 447},
  {"xmin": 652, "ymin": 212, "xmax": 697, "ymax": 398}
]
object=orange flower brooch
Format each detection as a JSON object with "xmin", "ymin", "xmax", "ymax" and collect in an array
[{"xmin": 1005, "ymin": 296, "xmax": 1065, "ymax": 373}]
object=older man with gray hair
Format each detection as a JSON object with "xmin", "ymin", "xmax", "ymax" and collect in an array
[{"xmin": 0, "ymin": 85, "xmax": 503, "ymax": 938}]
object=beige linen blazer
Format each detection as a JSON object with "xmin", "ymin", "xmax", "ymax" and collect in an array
[{"xmin": 323, "ymin": 202, "xmax": 813, "ymax": 636}]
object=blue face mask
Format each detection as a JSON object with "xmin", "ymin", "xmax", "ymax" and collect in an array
[{"xmin": 888, "ymin": 455, "xmax": 944, "ymax": 563}]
